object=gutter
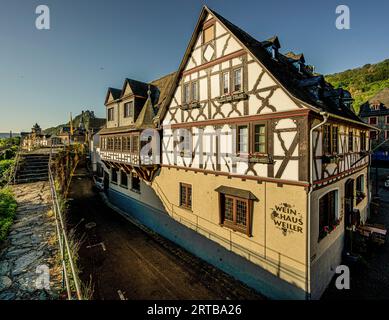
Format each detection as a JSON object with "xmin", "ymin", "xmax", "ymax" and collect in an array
[
  {"xmin": 306, "ymin": 111, "xmax": 329, "ymax": 300},
  {"xmin": 318, "ymin": 111, "xmax": 380, "ymax": 131}
]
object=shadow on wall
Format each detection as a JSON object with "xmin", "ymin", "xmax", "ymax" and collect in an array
[{"xmin": 108, "ymin": 188, "xmax": 307, "ymax": 300}]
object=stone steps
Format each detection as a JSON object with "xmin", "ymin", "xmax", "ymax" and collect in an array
[{"xmin": 15, "ymin": 153, "xmax": 50, "ymax": 184}]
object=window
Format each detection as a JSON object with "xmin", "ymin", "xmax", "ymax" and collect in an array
[
  {"xmin": 177, "ymin": 128, "xmax": 191, "ymax": 154},
  {"xmin": 237, "ymin": 125, "xmax": 248, "ymax": 154},
  {"xmin": 233, "ymin": 68, "xmax": 242, "ymax": 92},
  {"xmin": 107, "ymin": 138, "xmax": 114, "ymax": 151},
  {"xmin": 323, "ymin": 125, "xmax": 338, "ymax": 154},
  {"xmin": 370, "ymin": 130, "xmax": 377, "ymax": 140},
  {"xmin": 220, "ymin": 194, "xmax": 250, "ymax": 235},
  {"xmin": 123, "ymin": 136, "xmax": 131, "ymax": 152},
  {"xmin": 331, "ymin": 126, "xmax": 339, "ymax": 154},
  {"xmin": 183, "ymin": 83, "xmax": 190, "ymax": 104},
  {"xmin": 323, "ymin": 125, "xmax": 331, "ymax": 154},
  {"xmin": 356, "ymin": 175, "xmax": 365, "ymax": 204},
  {"xmin": 203, "ymin": 25, "xmax": 214, "ymax": 44},
  {"xmin": 179, "ymin": 183, "xmax": 192, "ymax": 209},
  {"xmin": 348, "ymin": 131, "xmax": 354, "ymax": 152},
  {"xmin": 319, "ymin": 190, "xmax": 338, "ymax": 240},
  {"xmin": 114, "ymin": 137, "xmax": 121, "ymax": 151},
  {"xmin": 108, "ymin": 108, "xmax": 114, "ymax": 121},
  {"xmin": 131, "ymin": 135, "xmax": 139, "ymax": 153},
  {"xmin": 386, "ymin": 116, "xmax": 389, "ymax": 125},
  {"xmin": 222, "ymin": 72, "xmax": 230, "ymax": 94},
  {"xmin": 111, "ymin": 168, "xmax": 118, "ymax": 184},
  {"xmin": 253, "ymin": 124, "xmax": 266, "ymax": 154},
  {"xmin": 360, "ymin": 132, "xmax": 366, "ymax": 151},
  {"xmin": 124, "ymin": 101, "xmax": 134, "ymax": 118},
  {"xmin": 120, "ymin": 171, "xmax": 128, "ymax": 188},
  {"xmin": 369, "ymin": 117, "xmax": 377, "ymax": 125},
  {"xmin": 101, "ymin": 137, "xmax": 107, "ymax": 150},
  {"xmin": 131, "ymin": 173, "xmax": 140, "ymax": 192},
  {"xmin": 386, "ymin": 130, "xmax": 389, "ymax": 140},
  {"xmin": 191, "ymin": 81, "xmax": 198, "ymax": 102}
]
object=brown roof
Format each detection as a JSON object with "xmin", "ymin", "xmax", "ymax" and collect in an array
[
  {"xmin": 135, "ymin": 97, "xmax": 155, "ymax": 129},
  {"xmin": 285, "ymin": 52, "xmax": 305, "ymax": 63},
  {"xmin": 369, "ymin": 88, "xmax": 389, "ymax": 107},
  {"xmin": 150, "ymin": 72, "xmax": 177, "ymax": 107}
]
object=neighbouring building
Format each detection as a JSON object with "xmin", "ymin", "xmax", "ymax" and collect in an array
[
  {"xmin": 97, "ymin": 6, "xmax": 376, "ymax": 299},
  {"xmin": 359, "ymin": 88, "xmax": 389, "ymax": 160},
  {"xmin": 21, "ymin": 123, "xmax": 51, "ymax": 150}
]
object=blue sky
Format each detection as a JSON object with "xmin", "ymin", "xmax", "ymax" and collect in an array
[{"xmin": 0, "ymin": 0, "xmax": 388, "ymax": 132}]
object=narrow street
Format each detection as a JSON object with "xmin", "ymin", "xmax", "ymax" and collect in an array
[
  {"xmin": 67, "ymin": 167, "xmax": 263, "ymax": 300},
  {"xmin": 322, "ymin": 167, "xmax": 389, "ymax": 299}
]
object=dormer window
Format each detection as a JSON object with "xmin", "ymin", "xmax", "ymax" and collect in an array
[
  {"xmin": 371, "ymin": 102, "xmax": 380, "ymax": 111},
  {"xmin": 124, "ymin": 101, "xmax": 134, "ymax": 118},
  {"xmin": 271, "ymin": 46, "xmax": 278, "ymax": 59},
  {"xmin": 107, "ymin": 107, "xmax": 114, "ymax": 121}
]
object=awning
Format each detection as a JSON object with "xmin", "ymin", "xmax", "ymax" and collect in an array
[{"xmin": 215, "ymin": 186, "xmax": 258, "ymax": 201}]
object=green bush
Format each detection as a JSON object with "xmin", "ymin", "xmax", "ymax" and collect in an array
[
  {"xmin": 0, "ymin": 160, "xmax": 15, "ymax": 187},
  {"xmin": 0, "ymin": 188, "xmax": 17, "ymax": 242}
]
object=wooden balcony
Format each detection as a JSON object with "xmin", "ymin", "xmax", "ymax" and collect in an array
[{"xmin": 100, "ymin": 134, "xmax": 157, "ymax": 167}]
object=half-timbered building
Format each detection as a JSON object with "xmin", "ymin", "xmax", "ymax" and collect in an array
[{"xmin": 97, "ymin": 6, "xmax": 376, "ymax": 299}]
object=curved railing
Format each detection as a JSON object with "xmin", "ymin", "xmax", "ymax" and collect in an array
[{"xmin": 48, "ymin": 146, "xmax": 82, "ymax": 300}]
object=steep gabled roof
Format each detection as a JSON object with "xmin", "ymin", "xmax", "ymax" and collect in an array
[
  {"xmin": 121, "ymin": 78, "xmax": 150, "ymax": 98},
  {"xmin": 104, "ymin": 87, "xmax": 121, "ymax": 105},
  {"xmin": 156, "ymin": 6, "xmax": 369, "ymax": 127},
  {"xmin": 135, "ymin": 96, "xmax": 155, "ymax": 129},
  {"xmin": 151, "ymin": 72, "xmax": 177, "ymax": 108}
]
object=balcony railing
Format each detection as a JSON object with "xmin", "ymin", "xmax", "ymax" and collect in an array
[{"xmin": 100, "ymin": 134, "xmax": 157, "ymax": 166}]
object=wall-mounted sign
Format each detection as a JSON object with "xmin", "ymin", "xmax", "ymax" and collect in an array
[{"xmin": 270, "ymin": 203, "xmax": 303, "ymax": 236}]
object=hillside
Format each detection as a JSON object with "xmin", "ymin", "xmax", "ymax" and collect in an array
[
  {"xmin": 325, "ymin": 59, "xmax": 389, "ymax": 113},
  {"xmin": 44, "ymin": 110, "xmax": 105, "ymax": 136}
]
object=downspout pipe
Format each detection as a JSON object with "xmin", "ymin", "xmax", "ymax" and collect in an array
[{"xmin": 306, "ymin": 111, "xmax": 329, "ymax": 300}]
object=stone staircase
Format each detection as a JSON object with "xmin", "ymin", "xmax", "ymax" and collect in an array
[{"xmin": 15, "ymin": 153, "xmax": 50, "ymax": 184}]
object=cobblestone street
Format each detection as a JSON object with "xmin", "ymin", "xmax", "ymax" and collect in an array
[
  {"xmin": 68, "ymin": 168, "xmax": 263, "ymax": 300},
  {"xmin": 0, "ymin": 182, "xmax": 61, "ymax": 300}
]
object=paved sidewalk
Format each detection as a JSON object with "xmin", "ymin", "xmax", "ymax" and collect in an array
[{"xmin": 0, "ymin": 182, "xmax": 61, "ymax": 300}]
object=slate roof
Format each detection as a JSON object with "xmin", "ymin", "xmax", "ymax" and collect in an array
[
  {"xmin": 121, "ymin": 79, "xmax": 150, "ymax": 98},
  {"xmin": 108, "ymin": 88, "xmax": 121, "ymax": 100},
  {"xmin": 151, "ymin": 72, "xmax": 177, "ymax": 108},
  {"xmin": 100, "ymin": 72, "xmax": 177, "ymax": 134},
  {"xmin": 206, "ymin": 7, "xmax": 366, "ymax": 125}
]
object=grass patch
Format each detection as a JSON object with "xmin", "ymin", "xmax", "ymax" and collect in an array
[{"xmin": 0, "ymin": 188, "xmax": 17, "ymax": 242}]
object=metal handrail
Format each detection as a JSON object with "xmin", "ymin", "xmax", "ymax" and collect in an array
[{"xmin": 49, "ymin": 146, "xmax": 82, "ymax": 300}]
